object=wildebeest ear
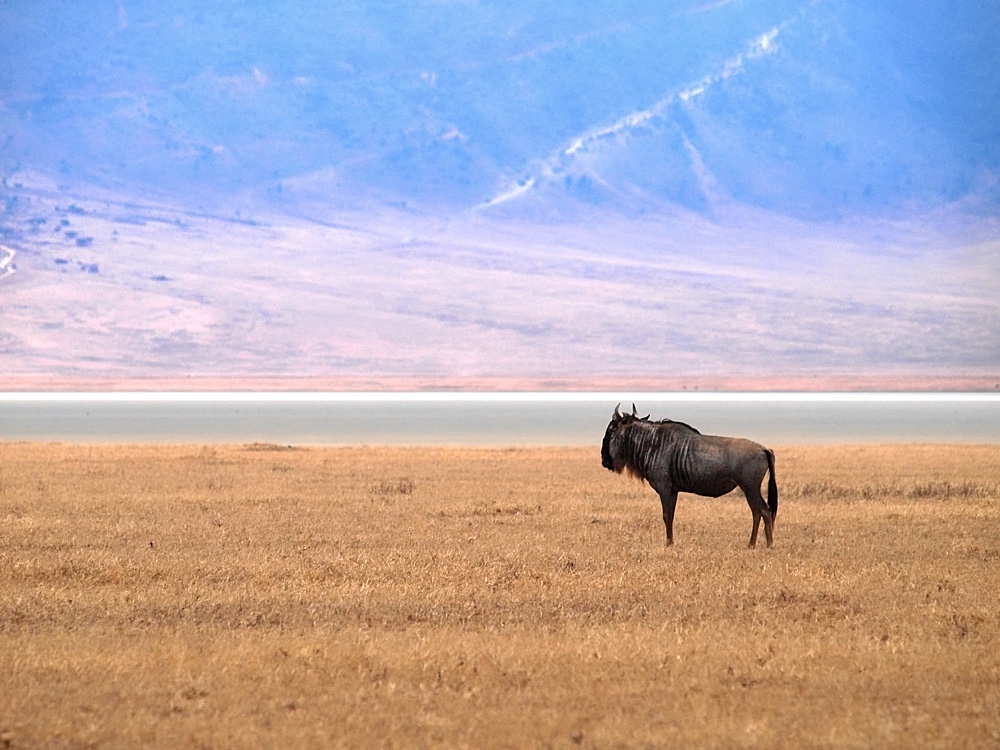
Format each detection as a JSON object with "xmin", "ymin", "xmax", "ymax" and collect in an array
[{"xmin": 613, "ymin": 403, "xmax": 622, "ymax": 419}]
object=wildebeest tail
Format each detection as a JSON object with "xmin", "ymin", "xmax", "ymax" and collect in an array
[{"xmin": 765, "ymin": 448, "xmax": 778, "ymax": 519}]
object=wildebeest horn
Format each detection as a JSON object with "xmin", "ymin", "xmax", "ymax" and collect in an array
[
  {"xmin": 631, "ymin": 403, "xmax": 638, "ymax": 416},
  {"xmin": 613, "ymin": 403, "xmax": 622, "ymax": 419}
]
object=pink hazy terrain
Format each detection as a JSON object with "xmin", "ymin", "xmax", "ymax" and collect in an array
[
  {"xmin": 2, "ymin": 375, "xmax": 997, "ymax": 393},
  {"xmin": 2, "ymin": 174, "xmax": 998, "ymax": 390}
]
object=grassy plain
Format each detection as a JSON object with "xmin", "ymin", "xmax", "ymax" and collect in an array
[{"xmin": 1, "ymin": 442, "xmax": 998, "ymax": 748}]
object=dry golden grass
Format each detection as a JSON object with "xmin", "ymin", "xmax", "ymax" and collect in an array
[{"xmin": 1, "ymin": 442, "xmax": 998, "ymax": 749}]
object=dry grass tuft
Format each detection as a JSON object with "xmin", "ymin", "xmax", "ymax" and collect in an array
[
  {"xmin": 242, "ymin": 442, "xmax": 301, "ymax": 452},
  {"xmin": 368, "ymin": 477, "xmax": 416, "ymax": 500},
  {"xmin": 0, "ymin": 442, "xmax": 998, "ymax": 748}
]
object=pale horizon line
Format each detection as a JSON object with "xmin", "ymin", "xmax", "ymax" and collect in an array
[{"xmin": 2, "ymin": 391, "xmax": 999, "ymax": 403}]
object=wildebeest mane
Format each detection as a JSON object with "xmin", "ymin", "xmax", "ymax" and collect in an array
[
  {"xmin": 647, "ymin": 417, "xmax": 700, "ymax": 434},
  {"xmin": 614, "ymin": 419, "xmax": 698, "ymax": 483}
]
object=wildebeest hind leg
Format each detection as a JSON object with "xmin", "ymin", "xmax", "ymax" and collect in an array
[
  {"xmin": 749, "ymin": 511, "xmax": 762, "ymax": 549},
  {"xmin": 742, "ymin": 485, "xmax": 773, "ymax": 549}
]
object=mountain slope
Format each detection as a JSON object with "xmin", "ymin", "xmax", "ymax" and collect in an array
[{"xmin": 3, "ymin": 1, "xmax": 998, "ymax": 219}]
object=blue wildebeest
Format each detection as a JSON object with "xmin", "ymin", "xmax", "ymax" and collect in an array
[{"xmin": 601, "ymin": 404, "xmax": 778, "ymax": 548}]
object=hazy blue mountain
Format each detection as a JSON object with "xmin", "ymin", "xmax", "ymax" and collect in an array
[{"xmin": 3, "ymin": 0, "xmax": 998, "ymax": 220}]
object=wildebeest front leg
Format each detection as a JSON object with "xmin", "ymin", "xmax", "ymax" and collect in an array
[{"xmin": 658, "ymin": 488, "xmax": 678, "ymax": 546}]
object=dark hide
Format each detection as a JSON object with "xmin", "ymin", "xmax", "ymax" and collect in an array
[{"xmin": 601, "ymin": 404, "xmax": 779, "ymax": 548}]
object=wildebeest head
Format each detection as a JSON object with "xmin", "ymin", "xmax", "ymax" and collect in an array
[{"xmin": 601, "ymin": 403, "xmax": 647, "ymax": 472}]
